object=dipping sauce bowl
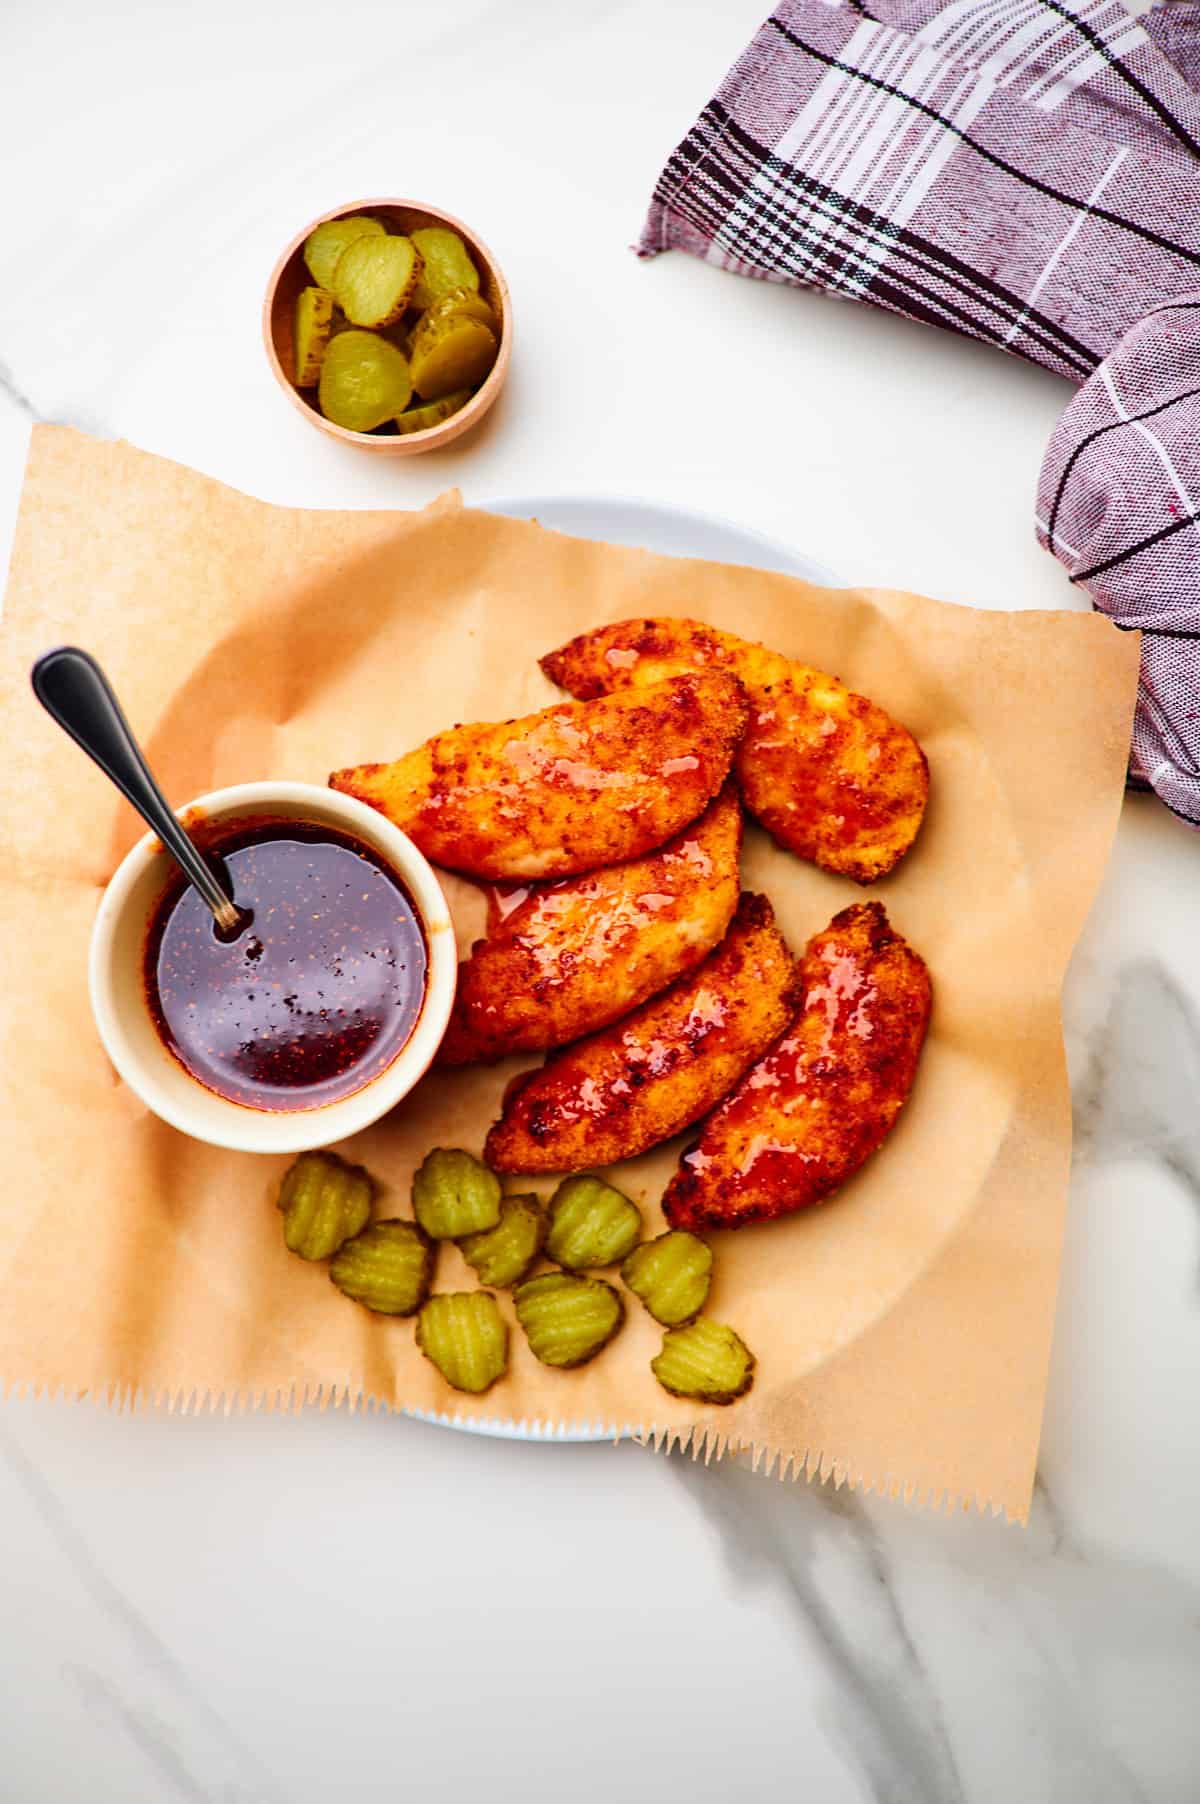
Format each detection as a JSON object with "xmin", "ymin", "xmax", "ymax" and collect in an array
[{"xmin": 90, "ymin": 781, "xmax": 457, "ymax": 1154}]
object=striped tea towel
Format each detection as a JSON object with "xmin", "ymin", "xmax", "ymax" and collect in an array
[{"xmin": 640, "ymin": 0, "xmax": 1200, "ymax": 827}]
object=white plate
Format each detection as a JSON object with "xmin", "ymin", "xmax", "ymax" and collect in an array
[
  {"xmin": 404, "ymin": 494, "xmax": 838, "ymax": 1440},
  {"xmin": 485, "ymin": 494, "xmax": 837, "ymax": 589}
]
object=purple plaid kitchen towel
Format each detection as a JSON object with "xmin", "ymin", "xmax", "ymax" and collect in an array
[{"xmin": 640, "ymin": 0, "xmax": 1200, "ymax": 826}]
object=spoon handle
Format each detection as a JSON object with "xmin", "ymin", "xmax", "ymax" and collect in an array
[{"xmin": 31, "ymin": 646, "xmax": 240, "ymax": 932}]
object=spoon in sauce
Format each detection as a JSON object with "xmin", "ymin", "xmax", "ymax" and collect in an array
[{"xmin": 31, "ymin": 646, "xmax": 244, "ymax": 937}]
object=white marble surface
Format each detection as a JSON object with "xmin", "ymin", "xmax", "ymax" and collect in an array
[{"xmin": 2, "ymin": 2, "xmax": 1199, "ymax": 1798}]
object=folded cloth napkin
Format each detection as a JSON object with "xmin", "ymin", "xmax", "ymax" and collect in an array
[{"xmin": 640, "ymin": 0, "xmax": 1200, "ymax": 825}]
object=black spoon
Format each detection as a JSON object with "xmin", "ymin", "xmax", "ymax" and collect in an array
[{"xmin": 31, "ymin": 646, "xmax": 243, "ymax": 936}]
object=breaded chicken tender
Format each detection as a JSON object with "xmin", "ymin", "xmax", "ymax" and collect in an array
[
  {"xmin": 541, "ymin": 618, "xmax": 928, "ymax": 884},
  {"xmin": 438, "ymin": 785, "xmax": 742, "ymax": 1065},
  {"xmin": 329, "ymin": 671, "xmax": 748, "ymax": 881},
  {"xmin": 663, "ymin": 902, "xmax": 931, "ymax": 1231},
  {"xmin": 484, "ymin": 892, "xmax": 798, "ymax": 1174}
]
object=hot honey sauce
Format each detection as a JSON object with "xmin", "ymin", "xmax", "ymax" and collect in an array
[{"xmin": 143, "ymin": 818, "xmax": 427, "ymax": 1112}]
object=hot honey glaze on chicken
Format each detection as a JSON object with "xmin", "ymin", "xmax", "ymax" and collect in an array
[
  {"xmin": 330, "ymin": 669, "xmax": 749, "ymax": 881},
  {"xmin": 663, "ymin": 902, "xmax": 932, "ymax": 1230},
  {"xmin": 439, "ymin": 785, "xmax": 742, "ymax": 1064},
  {"xmin": 541, "ymin": 618, "xmax": 928, "ymax": 884},
  {"xmin": 484, "ymin": 892, "xmax": 798, "ymax": 1173}
]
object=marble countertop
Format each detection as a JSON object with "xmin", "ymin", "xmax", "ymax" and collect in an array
[{"xmin": 2, "ymin": 2, "xmax": 1198, "ymax": 1798}]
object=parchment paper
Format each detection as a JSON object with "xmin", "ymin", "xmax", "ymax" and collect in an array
[{"xmin": 0, "ymin": 427, "xmax": 1140, "ymax": 1520}]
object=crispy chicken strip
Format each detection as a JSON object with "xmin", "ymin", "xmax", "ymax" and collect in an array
[
  {"xmin": 484, "ymin": 892, "xmax": 798, "ymax": 1174},
  {"xmin": 662, "ymin": 902, "xmax": 931, "ymax": 1232},
  {"xmin": 541, "ymin": 618, "xmax": 928, "ymax": 884},
  {"xmin": 329, "ymin": 671, "xmax": 748, "ymax": 881},
  {"xmin": 439, "ymin": 785, "xmax": 742, "ymax": 1065}
]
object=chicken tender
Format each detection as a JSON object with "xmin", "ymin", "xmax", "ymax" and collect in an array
[
  {"xmin": 329, "ymin": 671, "xmax": 748, "ymax": 881},
  {"xmin": 484, "ymin": 892, "xmax": 798, "ymax": 1174},
  {"xmin": 438, "ymin": 785, "xmax": 742, "ymax": 1065},
  {"xmin": 541, "ymin": 618, "xmax": 927, "ymax": 884},
  {"xmin": 663, "ymin": 902, "xmax": 931, "ymax": 1231}
]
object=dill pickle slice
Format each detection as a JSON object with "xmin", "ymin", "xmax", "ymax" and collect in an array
[
  {"xmin": 420, "ymin": 287, "xmax": 498, "ymax": 335},
  {"xmin": 621, "ymin": 1231, "xmax": 712, "ymax": 1327},
  {"xmin": 318, "ymin": 330, "xmax": 412, "ymax": 432},
  {"xmin": 329, "ymin": 1220, "xmax": 435, "ymax": 1315},
  {"xmin": 412, "ymin": 1147, "xmax": 502, "ymax": 1239},
  {"xmin": 303, "ymin": 214, "xmax": 385, "ymax": 291},
  {"xmin": 293, "ymin": 286, "xmax": 334, "ymax": 386},
  {"xmin": 416, "ymin": 1292, "xmax": 508, "ymax": 1394},
  {"xmin": 410, "ymin": 226, "xmax": 480, "ymax": 311},
  {"xmin": 545, "ymin": 1175, "xmax": 642, "ymax": 1270},
  {"xmin": 277, "ymin": 1149, "xmax": 373, "ymax": 1262},
  {"xmin": 651, "ymin": 1319, "xmax": 755, "ymax": 1404},
  {"xmin": 393, "ymin": 389, "xmax": 472, "ymax": 434},
  {"xmin": 459, "ymin": 1194, "xmax": 546, "ymax": 1288},
  {"xmin": 513, "ymin": 1272, "xmax": 625, "ymax": 1368},
  {"xmin": 409, "ymin": 315, "xmax": 498, "ymax": 401},
  {"xmin": 332, "ymin": 234, "xmax": 422, "ymax": 328}
]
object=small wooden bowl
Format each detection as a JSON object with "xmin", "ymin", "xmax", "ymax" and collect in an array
[{"xmin": 263, "ymin": 197, "xmax": 511, "ymax": 456}]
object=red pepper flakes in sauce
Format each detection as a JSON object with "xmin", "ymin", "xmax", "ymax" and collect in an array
[{"xmin": 143, "ymin": 818, "xmax": 426, "ymax": 1112}]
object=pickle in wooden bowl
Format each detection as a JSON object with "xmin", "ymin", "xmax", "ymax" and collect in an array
[
  {"xmin": 293, "ymin": 287, "xmax": 334, "ymax": 387},
  {"xmin": 264, "ymin": 197, "xmax": 511, "ymax": 456},
  {"xmin": 318, "ymin": 331, "xmax": 413, "ymax": 432}
]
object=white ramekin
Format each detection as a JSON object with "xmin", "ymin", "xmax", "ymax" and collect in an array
[{"xmin": 89, "ymin": 781, "xmax": 457, "ymax": 1154}]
